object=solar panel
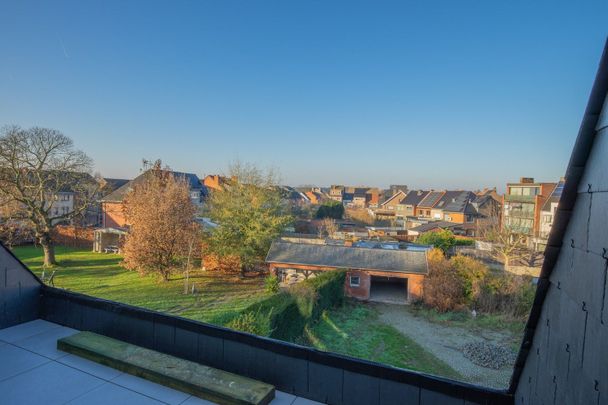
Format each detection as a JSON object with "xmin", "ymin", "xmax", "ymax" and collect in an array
[
  {"xmin": 420, "ymin": 191, "xmax": 443, "ymax": 207},
  {"xmin": 552, "ymin": 181, "xmax": 565, "ymax": 197}
]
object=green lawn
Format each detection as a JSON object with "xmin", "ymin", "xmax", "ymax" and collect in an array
[
  {"xmin": 303, "ymin": 301, "xmax": 460, "ymax": 379},
  {"xmin": 407, "ymin": 303, "xmax": 526, "ymax": 333},
  {"xmin": 12, "ymin": 245, "xmax": 271, "ymax": 325}
]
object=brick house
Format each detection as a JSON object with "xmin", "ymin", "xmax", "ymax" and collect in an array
[
  {"xmin": 304, "ymin": 190, "xmax": 324, "ymax": 204},
  {"xmin": 394, "ymin": 190, "xmax": 429, "ymax": 220},
  {"xmin": 202, "ymin": 174, "xmax": 229, "ymax": 192},
  {"xmin": 328, "ymin": 185, "xmax": 344, "ymax": 202},
  {"xmin": 266, "ymin": 240, "xmax": 429, "ymax": 303},
  {"xmin": 365, "ymin": 188, "xmax": 382, "ymax": 208},
  {"xmin": 101, "ymin": 170, "xmax": 206, "ymax": 228},
  {"xmin": 411, "ymin": 190, "xmax": 485, "ymax": 236}
]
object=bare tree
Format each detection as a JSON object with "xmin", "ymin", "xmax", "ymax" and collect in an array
[
  {"xmin": 482, "ymin": 224, "xmax": 528, "ymax": 268},
  {"xmin": 318, "ymin": 217, "xmax": 338, "ymax": 238},
  {"xmin": 0, "ymin": 195, "xmax": 34, "ymax": 248},
  {"xmin": 122, "ymin": 161, "xmax": 201, "ymax": 281},
  {"xmin": 0, "ymin": 126, "xmax": 98, "ymax": 265}
]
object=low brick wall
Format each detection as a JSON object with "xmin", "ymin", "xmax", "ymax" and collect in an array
[{"xmin": 51, "ymin": 226, "xmax": 94, "ymax": 248}]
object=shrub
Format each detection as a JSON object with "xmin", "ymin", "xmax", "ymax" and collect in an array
[
  {"xmin": 228, "ymin": 271, "xmax": 345, "ymax": 341},
  {"xmin": 315, "ymin": 201, "xmax": 344, "ymax": 219},
  {"xmin": 454, "ymin": 238, "xmax": 475, "ymax": 246},
  {"xmin": 450, "ymin": 255, "xmax": 488, "ymax": 303},
  {"xmin": 422, "ymin": 249, "xmax": 467, "ymax": 312},
  {"xmin": 422, "ymin": 248, "xmax": 535, "ymax": 318},
  {"xmin": 476, "ymin": 272, "xmax": 535, "ymax": 318},
  {"xmin": 227, "ymin": 308, "xmax": 274, "ymax": 336},
  {"xmin": 202, "ymin": 253, "xmax": 242, "ymax": 273},
  {"xmin": 264, "ymin": 274, "xmax": 280, "ymax": 293},
  {"xmin": 422, "ymin": 250, "xmax": 489, "ymax": 312},
  {"xmin": 417, "ymin": 229, "xmax": 456, "ymax": 253}
]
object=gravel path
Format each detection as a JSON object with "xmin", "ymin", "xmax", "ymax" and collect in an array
[{"xmin": 374, "ymin": 303, "xmax": 516, "ymax": 389}]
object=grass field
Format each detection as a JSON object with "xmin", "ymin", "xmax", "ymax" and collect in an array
[
  {"xmin": 407, "ymin": 304, "xmax": 527, "ymax": 335},
  {"xmin": 303, "ymin": 301, "xmax": 461, "ymax": 379},
  {"xmin": 12, "ymin": 245, "xmax": 271, "ymax": 325}
]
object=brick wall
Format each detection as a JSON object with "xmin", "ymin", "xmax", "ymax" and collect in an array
[
  {"xmin": 407, "ymin": 274, "xmax": 425, "ymax": 301},
  {"xmin": 51, "ymin": 225, "xmax": 94, "ymax": 248},
  {"xmin": 345, "ymin": 270, "xmax": 425, "ymax": 302},
  {"xmin": 345, "ymin": 270, "xmax": 370, "ymax": 299},
  {"xmin": 102, "ymin": 201, "xmax": 128, "ymax": 228}
]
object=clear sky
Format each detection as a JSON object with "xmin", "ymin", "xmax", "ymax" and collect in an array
[{"xmin": 1, "ymin": 1, "xmax": 607, "ymax": 191}]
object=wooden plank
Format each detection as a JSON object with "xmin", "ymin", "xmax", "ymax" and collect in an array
[{"xmin": 57, "ymin": 331, "xmax": 275, "ymax": 405}]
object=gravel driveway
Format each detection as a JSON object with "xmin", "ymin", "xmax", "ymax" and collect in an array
[{"xmin": 374, "ymin": 303, "xmax": 516, "ymax": 389}]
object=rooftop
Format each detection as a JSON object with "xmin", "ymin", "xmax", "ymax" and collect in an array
[
  {"xmin": 0, "ymin": 319, "xmax": 314, "ymax": 405},
  {"xmin": 102, "ymin": 170, "xmax": 205, "ymax": 203},
  {"xmin": 265, "ymin": 241, "xmax": 428, "ymax": 274}
]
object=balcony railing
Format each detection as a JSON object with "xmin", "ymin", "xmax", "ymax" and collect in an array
[
  {"xmin": 504, "ymin": 210, "xmax": 535, "ymax": 219},
  {"xmin": 504, "ymin": 194, "xmax": 536, "ymax": 203}
]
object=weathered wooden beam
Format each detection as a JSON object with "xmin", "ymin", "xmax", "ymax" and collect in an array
[{"xmin": 57, "ymin": 331, "xmax": 275, "ymax": 405}]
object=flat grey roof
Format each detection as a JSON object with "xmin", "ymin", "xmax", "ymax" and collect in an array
[
  {"xmin": 0, "ymin": 319, "xmax": 319, "ymax": 405},
  {"xmin": 266, "ymin": 241, "xmax": 428, "ymax": 274}
]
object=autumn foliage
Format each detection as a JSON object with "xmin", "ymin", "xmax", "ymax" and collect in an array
[
  {"xmin": 422, "ymin": 249, "xmax": 468, "ymax": 312},
  {"xmin": 422, "ymin": 248, "xmax": 533, "ymax": 317},
  {"xmin": 122, "ymin": 163, "xmax": 200, "ymax": 281},
  {"xmin": 202, "ymin": 252, "xmax": 242, "ymax": 273}
]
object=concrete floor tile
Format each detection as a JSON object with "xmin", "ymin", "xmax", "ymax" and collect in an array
[
  {"xmin": 0, "ymin": 319, "xmax": 61, "ymax": 343},
  {"xmin": 0, "ymin": 343, "xmax": 49, "ymax": 381},
  {"xmin": 270, "ymin": 390, "xmax": 297, "ymax": 405},
  {"xmin": 0, "ymin": 361, "xmax": 104, "ymax": 405},
  {"xmin": 13, "ymin": 326, "xmax": 77, "ymax": 359},
  {"xmin": 111, "ymin": 372, "xmax": 191, "ymax": 405},
  {"xmin": 179, "ymin": 395, "xmax": 216, "ymax": 404},
  {"xmin": 67, "ymin": 382, "xmax": 164, "ymax": 405},
  {"xmin": 57, "ymin": 354, "xmax": 123, "ymax": 380}
]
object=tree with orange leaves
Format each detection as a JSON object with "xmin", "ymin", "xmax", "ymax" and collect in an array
[{"xmin": 122, "ymin": 161, "xmax": 200, "ymax": 281}]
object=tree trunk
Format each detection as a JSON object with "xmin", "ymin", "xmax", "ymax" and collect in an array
[{"xmin": 41, "ymin": 238, "xmax": 57, "ymax": 267}]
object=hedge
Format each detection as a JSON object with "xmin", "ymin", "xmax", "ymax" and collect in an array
[{"xmin": 227, "ymin": 270, "xmax": 345, "ymax": 341}]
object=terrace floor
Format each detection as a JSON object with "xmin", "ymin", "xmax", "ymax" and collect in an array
[{"xmin": 0, "ymin": 319, "xmax": 321, "ymax": 405}]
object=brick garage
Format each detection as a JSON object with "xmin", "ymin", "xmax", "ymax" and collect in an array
[
  {"xmin": 266, "ymin": 240, "xmax": 428, "ymax": 303},
  {"xmin": 345, "ymin": 270, "xmax": 425, "ymax": 302}
]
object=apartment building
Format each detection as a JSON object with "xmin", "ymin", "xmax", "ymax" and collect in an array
[{"xmin": 502, "ymin": 177, "xmax": 557, "ymax": 250}]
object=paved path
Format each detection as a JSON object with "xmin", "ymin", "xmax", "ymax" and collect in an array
[{"xmin": 374, "ymin": 303, "xmax": 516, "ymax": 389}]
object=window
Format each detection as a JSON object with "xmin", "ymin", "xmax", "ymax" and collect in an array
[
  {"xmin": 349, "ymin": 275, "xmax": 360, "ymax": 287},
  {"xmin": 510, "ymin": 187, "xmax": 522, "ymax": 195}
]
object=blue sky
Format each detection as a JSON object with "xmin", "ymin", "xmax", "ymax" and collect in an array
[{"xmin": 1, "ymin": 1, "xmax": 606, "ymax": 190}]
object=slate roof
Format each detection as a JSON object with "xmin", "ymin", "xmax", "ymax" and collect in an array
[
  {"xmin": 400, "ymin": 190, "xmax": 430, "ymax": 206},
  {"xmin": 417, "ymin": 191, "xmax": 445, "ymax": 208},
  {"xmin": 102, "ymin": 178, "xmax": 130, "ymax": 190},
  {"xmin": 101, "ymin": 170, "xmax": 205, "ymax": 202},
  {"xmin": 541, "ymin": 180, "xmax": 565, "ymax": 212},
  {"xmin": 409, "ymin": 221, "xmax": 460, "ymax": 233},
  {"xmin": 440, "ymin": 191, "xmax": 477, "ymax": 213},
  {"xmin": 510, "ymin": 40, "xmax": 608, "ymax": 392},
  {"xmin": 381, "ymin": 190, "xmax": 406, "ymax": 206},
  {"xmin": 266, "ymin": 241, "xmax": 428, "ymax": 274},
  {"xmin": 99, "ymin": 178, "xmax": 130, "ymax": 197}
]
